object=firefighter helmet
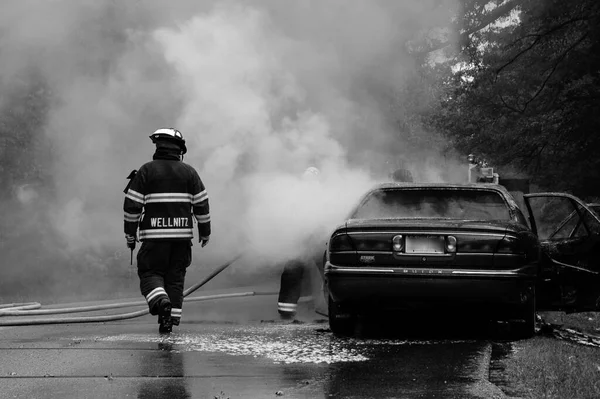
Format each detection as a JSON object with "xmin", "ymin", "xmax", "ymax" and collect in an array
[
  {"xmin": 302, "ymin": 166, "xmax": 320, "ymax": 179},
  {"xmin": 149, "ymin": 128, "xmax": 187, "ymax": 154}
]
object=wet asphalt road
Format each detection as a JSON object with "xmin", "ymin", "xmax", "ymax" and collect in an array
[{"xmin": 0, "ymin": 288, "xmax": 506, "ymax": 399}]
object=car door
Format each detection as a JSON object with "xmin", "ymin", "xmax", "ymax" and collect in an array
[{"xmin": 524, "ymin": 193, "xmax": 600, "ymax": 312}]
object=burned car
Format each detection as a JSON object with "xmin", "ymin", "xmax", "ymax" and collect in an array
[
  {"xmin": 525, "ymin": 194, "xmax": 600, "ymax": 313},
  {"xmin": 322, "ymin": 183, "xmax": 600, "ymax": 337}
]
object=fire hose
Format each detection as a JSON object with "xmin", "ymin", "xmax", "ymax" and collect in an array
[{"xmin": 0, "ymin": 254, "xmax": 278, "ymax": 326}]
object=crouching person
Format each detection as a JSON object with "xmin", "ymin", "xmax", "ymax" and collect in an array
[
  {"xmin": 278, "ymin": 253, "xmax": 320, "ymax": 320},
  {"xmin": 277, "ymin": 166, "xmax": 325, "ymax": 320}
]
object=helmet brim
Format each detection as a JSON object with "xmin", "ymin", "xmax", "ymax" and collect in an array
[{"xmin": 149, "ymin": 134, "xmax": 187, "ymax": 154}]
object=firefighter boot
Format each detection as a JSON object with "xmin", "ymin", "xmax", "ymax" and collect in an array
[{"xmin": 157, "ymin": 298, "xmax": 173, "ymax": 334}]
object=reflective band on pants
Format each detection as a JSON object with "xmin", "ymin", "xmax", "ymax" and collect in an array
[
  {"xmin": 278, "ymin": 302, "xmax": 298, "ymax": 313},
  {"xmin": 171, "ymin": 308, "xmax": 182, "ymax": 319},
  {"xmin": 146, "ymin": 287, "xmax": 167, "ymax": 303}
]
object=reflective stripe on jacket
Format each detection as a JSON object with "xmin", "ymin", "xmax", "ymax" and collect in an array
[{"xmin": 123, "ymin": 155, "xmax": 210, "ymax": 240}]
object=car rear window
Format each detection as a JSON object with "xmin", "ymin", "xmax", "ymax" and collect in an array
[{"xmin": 352, "ymin": 188, "xmax": 512, "ymax": 221}]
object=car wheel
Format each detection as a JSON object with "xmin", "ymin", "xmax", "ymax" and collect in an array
[
  {"xmin": 511, "ymin": 287, "xmax": 536, "ymax": 339},
  {"xmin": 328, "ymin": 296, "xmax": 355, "ymax": 336}
]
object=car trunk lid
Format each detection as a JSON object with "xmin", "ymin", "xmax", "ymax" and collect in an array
[{"xmin": 337, "ymin": 218, "xmax": 515, "ymax": 268}]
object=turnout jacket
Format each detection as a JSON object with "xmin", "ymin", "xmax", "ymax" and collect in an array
[{"xmin": 123, "ymin": 151, "xmax": 211, "ymax": 241}]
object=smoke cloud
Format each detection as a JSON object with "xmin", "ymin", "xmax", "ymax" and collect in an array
[{"xmin": 0, "ymin": 0, "xmax": 462, "ymax": 299}]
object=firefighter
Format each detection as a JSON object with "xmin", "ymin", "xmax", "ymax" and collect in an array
[
  {"xmin": 123, "ymin": 128, "xmax": 211, "ymax": 334},
  {"xmin": 277, "ymin": 166, "xmax": 322, "ymax": 320}
]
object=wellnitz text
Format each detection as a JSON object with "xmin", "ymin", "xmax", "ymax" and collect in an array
[{"xmin": 149, "ymin": 217, "xmax": 190, "ymax": 228}]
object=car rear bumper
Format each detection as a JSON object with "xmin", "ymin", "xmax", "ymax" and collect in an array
[{"xmin": 324, "ymin": 262, "xmax": 536, "ymax": 308}]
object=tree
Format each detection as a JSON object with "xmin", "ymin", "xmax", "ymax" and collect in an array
[{"xmin": 425, "ymin": 0, "xmax": 600, "ymax": 198}]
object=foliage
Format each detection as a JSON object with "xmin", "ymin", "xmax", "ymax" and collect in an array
[
  {"xmin": 424, "ymin": 0, "xmax": 600, "ymax": 199},
  {"xmin": 500, "ymin": 335, "xmax": 600, "ymax": 399}
]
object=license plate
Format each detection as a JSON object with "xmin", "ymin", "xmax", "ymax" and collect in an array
[{"xmin": 405, "ymin": 236, "xmax": 445, "ymax": 253}]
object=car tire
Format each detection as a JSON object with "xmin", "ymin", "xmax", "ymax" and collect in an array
[
  {"xmin": 328, "ymin": 296, "xmax": 355, "ymax": 336},
  {"xmin": 511, "ymin": 287, "xmax": 536, "ymax": 339}
]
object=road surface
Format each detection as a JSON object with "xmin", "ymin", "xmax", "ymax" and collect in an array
[{"xmin": 0, "ymin": 286, "xmax": 506, "ymax": 399}]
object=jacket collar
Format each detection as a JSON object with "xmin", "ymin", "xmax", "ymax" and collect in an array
[
  {"xmin": 153, "ymin": 148, "xmax": 181, "ymax": 161},
  {"xmin": 153, "ymin": 142, "xmax": 182, "ymax": 161}
]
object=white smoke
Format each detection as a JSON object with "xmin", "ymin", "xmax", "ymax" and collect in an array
[
  {"xmin": 0, "ymin": 0, "xmax": 462, "ymax": 288},
  {"xmin": 151, "ymin": 5, "xmax": 373, "ymax": 264}
]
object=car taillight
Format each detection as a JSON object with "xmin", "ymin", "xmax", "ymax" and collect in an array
[
  {"xmin": 329, "ymin": 233, "xmax": 359, "ymax": 266},
  {"xmin": 457, "ymin": 235, "xmax": 498, "ymax": 253},
  {"xmin": 330, "ymin": 234, "xmax": 355, "ymax": 252},
  {"xmin": 392, "ymin": 235, "xmax": 404, "ymax": 252},
  {"xmin": 353, "ymin": 234, "xmax": 392, "ymax": 251},
  {"xmin": 445, "ymin": 235, "xmax": 457, "ymax": 253},
  {"xmin": 496, "ymin": 236, "xmax": 523, "ymax": 254}
]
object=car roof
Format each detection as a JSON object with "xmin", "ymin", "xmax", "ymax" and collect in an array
[
  {"xmin": 348, "ymin": 182, "xmax": 523, "ymax": 222},
  {"xmin": 371, "ymin": 182, "xmax": 509, "ymax": 193}
]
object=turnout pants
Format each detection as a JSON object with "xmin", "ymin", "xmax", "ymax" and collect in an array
[
  {"xmin": 278, "ymin": 258, "xmax": 313, "ymax": 317},
  {"xmin": 137, "ymin": 240, "xmax": 192, "ymax": 325}
]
